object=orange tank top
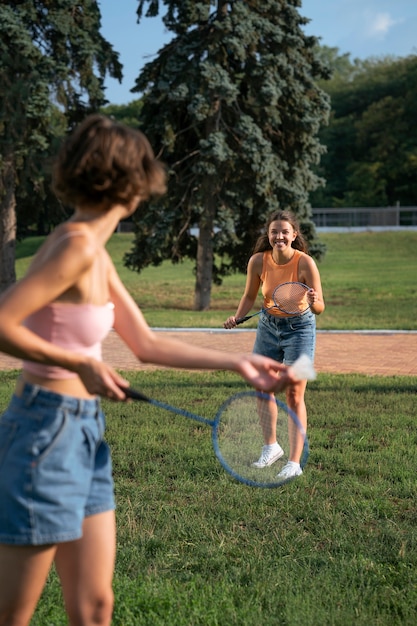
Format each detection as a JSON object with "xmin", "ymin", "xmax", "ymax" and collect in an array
[{"xmin": 260, "ymin": 249, "xmax": 307, "ymax": 317}]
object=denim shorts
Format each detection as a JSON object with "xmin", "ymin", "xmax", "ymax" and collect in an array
[
  {"xmin": 253, "ymin": 310, "xmax": 316, "ymax": 365},
  {"xmin": 0, "ymin": 383, "xmax": 115, "ymax": 546}
]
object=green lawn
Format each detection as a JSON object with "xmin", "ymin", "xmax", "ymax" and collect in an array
[
  {"xmin": 11, "ymin": 369, "xmax": 413, "ymax": 626},
  {"xmin": 8, "ymin": 230, "xmax": 417, "ymax": 624},
  {"xmin": 15, "ymin": 230, "xmax": 417, "ymax": 330},
  {"xmin": 124, "ymin": 230, "xmax": 417, "ymax": 330}
]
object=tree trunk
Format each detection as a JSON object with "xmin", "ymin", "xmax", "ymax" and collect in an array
[
  {"xmin": 194, "ymin": 71, "xmax": 222, "ymax": 311},
  {"xmin": 194, "ymin": 189, "xmax": 215, "ymax": 310},
  {"xmin": 0, "ymin": 153, "xmax": 17, "ymax": 293}
]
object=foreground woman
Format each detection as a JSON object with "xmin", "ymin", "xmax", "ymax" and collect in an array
[{"xmin": 0, "ymin": 115, "xmax": 298, "ymax": 626}]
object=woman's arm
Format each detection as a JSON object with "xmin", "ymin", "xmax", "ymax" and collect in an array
[
  {"xmin": 108, "ymin": 256, "xmax": 296, "ymax": 392},
  {"xmin": 298, "ymin": 255, "xmax": 325, "ymax": 315},
  {"xmin": 223, "ymin": 253, "xmax": 263, "ymax": 329},
  {"xmin": 0, "ymin": 233, "xmax": 96, "ymax": 368},
  {"xmin": 0, "ymin": 232, "xmax": 131, "ymax": 398}
]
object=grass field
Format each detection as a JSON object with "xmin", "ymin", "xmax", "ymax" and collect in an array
[
  {"xmin": 7, "ymin": 369, "xmax": 411, "ymax": 626},
  {"xmin": 8, "ymin": 231, "xmax": 417, "ymax": 624},
  {"xmin": 16, "ymin": 230, "xmax": 417, "ymax": 330}
]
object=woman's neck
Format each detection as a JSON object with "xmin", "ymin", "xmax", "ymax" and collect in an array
[
  {"xmin": 69, "ymin": 204, "xmax": 127, "ymax": 245},
  {"xmin": 271, "ymin": 248, "xmax": 295, "ymax": 266}
]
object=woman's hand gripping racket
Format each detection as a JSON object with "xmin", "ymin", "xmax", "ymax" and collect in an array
[
  {"xmin": 121, "ymin": 355, "xmax": 316, "ymax": 488},
  {"xmin": 235, "ymin": 281, "xmax": 312, "ymax": 325}
]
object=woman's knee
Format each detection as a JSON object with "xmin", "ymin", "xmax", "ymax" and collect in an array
[
  {"xmin": 66, "ymin": 587, "xmax": 114, "ymax": 626},
  {"xmin": 286, "ymin": 385, "xmax": 305, "ymax": 407}
]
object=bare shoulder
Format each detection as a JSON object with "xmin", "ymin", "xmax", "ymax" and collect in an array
[
  {"xmin": 52, "ymin": 223, "xmax": 92, "ymax": 245},
  {"xmin": 29, "ymin": 224, "xmax": 96, "ymax": 274},
  {"xmin": 298, "ymin": 251, "xmax": 321, "ymax": 283},
  {"xmin": 248, "ymin": 251, "xmax": 264, "ymax": 273},
  {"xmin": 299, "ymin": 251, "xmax": 318, "ymax": 271}
]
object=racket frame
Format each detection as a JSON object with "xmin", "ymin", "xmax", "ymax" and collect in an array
[
  {"xmin": 122, "ymin": 386, "xmax": 309, "ymax": 488},
  {"xmin": 234, "ymin": 281, "xmax": 311, "ymax": 325}
]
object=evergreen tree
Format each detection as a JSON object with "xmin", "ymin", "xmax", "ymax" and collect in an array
[
  {"xmin": 0, "ymin": 0, "xmax": 122, "ymax": 291},
  {"xmin": 126, "ymin": 0, "xmax": 330, "ymax": 310}
]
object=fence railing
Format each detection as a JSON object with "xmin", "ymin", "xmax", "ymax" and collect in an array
[
  {"xmin": 312, "ymin": 206, "xmax": 417, "ymax": 228},
  {"xmin": 118, "ymin": 207, "xmax": 417, "ymax": 234}
]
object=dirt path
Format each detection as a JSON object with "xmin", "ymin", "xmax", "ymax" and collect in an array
[
  {"xmin": 103, "ymin": 330, "xmax": 416, "ymax": 376},
  {"xmin": 2, "ymin": 330, "xmax": 414, "ymax": 376}
]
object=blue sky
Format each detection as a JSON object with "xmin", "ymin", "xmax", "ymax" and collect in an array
[{"xmin": 98, "ymin": 0, "xmax": 417, "ymax": 105}]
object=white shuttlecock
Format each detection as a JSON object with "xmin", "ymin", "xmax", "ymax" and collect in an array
[{"xmin": 290, "ymin": 354, "xmax": 317, "ymax": 381}]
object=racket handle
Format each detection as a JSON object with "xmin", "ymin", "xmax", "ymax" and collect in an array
[
  {"xmin": 235, "ymin": 315, "xmax": 251, "ymax": 325},
  {"xmin": 120, "ymin": 385, "xmax": 151, "ymax": 402}
]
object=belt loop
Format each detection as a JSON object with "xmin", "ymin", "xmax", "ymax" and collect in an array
[
  {"xmin": 95, "ymin": 404, "xmax": 104, "ymax": 438},
  {"xmin": 24, "ymin": 384, "xmax": 41, "ymax": 407},
  {"xmin": 75, "ymin": 399, "xmax": 83, "ymax": 417}
]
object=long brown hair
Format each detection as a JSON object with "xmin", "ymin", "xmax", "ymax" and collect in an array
[{"xmin": 252, "ymin": 210, "xmax": 309, "ymax": 254}]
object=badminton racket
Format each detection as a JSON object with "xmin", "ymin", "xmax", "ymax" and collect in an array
[
  {"xmin": 235, "ymin": 281, "xmax": 311, "ymax": 325},
  {"xmin": 121, "ymin": 355, "xmax": 315, "ymax": 488}
]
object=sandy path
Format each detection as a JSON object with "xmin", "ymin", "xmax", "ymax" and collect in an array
[{"xmin": 0, "ymin": 330, "xmax": 415, "ymax": 377}]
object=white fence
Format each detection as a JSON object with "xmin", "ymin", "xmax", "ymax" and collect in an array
[
  {"xmin": 118, "ymin": 207, "xmax": 417, "ymax": 233},
  {"xmin": 312, "ymin": 206, "xmax": 417, "ymax": 228}
]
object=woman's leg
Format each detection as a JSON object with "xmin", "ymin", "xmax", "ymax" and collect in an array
[
  {"xmin": 251, "ymin": 315, "xmax": 285, "ymax": 466},
  {"xmin": 286, "ymin": 379, "xmax": 308, "ymax": 462},
  {"xmin": 0, "ymin": 543, "xmax": 57, "ymax": 626},
  {"xmin": 54, "ymin": 510, "xmax": 116, "ymax": 626},
  {"xmin": 257, "ymin": 393, "xmax": 278, "ymax": 444}
]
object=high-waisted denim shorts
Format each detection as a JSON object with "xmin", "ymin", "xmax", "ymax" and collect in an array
[
  {"xmin": 0, "ymin": 383, "xmax": 115, "ymax": 546},
  {"xmin": 253, "ymin": 310, "xmax": 316, "ymax": 365}
]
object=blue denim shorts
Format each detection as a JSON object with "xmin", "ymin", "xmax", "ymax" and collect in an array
[
  {"xmin": 253, "ymin": 310, "xmax": 316, "ymax": 365},
  {"xmin": 0, "ymin": 383, "xmax": 115, "ymax": 546}
]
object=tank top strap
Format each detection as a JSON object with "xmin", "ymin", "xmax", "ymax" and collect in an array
[
  {"xmin": 50, "ymin": 230, "xmax": 96, "ymax": 304},
  {"xmin": 52, "ymin": 230, "xmax": 86, "ymax": 245}
]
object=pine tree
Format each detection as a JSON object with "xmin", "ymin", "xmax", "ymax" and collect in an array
[
  {"xmin": 0, "ymin": 0, "xmax": 122, "ymax": 291},
  {"xmin": 128, "ymin": 0, "xmax": 330, "ymax": 310}
]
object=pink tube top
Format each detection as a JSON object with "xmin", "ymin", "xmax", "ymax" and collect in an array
[{"xmin": 22, "ymin": 301, "xmax": 115, "ymax": 379}]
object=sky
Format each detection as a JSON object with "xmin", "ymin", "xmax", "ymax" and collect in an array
[{"xmin": 98, "ymin": 0, "xmax": 417, "ymax": 105}]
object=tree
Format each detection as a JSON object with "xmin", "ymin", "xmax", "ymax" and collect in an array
[
  {"xmin": 101, "ymin": 100, "xmax": 144, "ymax": 129},
  {"xmin": 313, "ymin": 45, "xmax": 363, "ymax": 86},
  {"xmin": 310, "ymin": 53, "xmax": 417, "ymax": 208},
  {"xmin": 0, "ymin": 0, "xmax": 123, "ymax": 291},
  {"xmin": 125, "ymin": 0, "xmax": 330, "ymax": 310},
  {"xmin": 14, "ymin": 107, "xmax": 69, "ymax": 239}
]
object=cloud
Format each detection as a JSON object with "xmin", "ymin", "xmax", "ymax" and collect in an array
[{"xmin": 367, "ymin": 12, "xmax": 403, "ymax": 39}]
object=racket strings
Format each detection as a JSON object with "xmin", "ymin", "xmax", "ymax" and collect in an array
[
  {"xmin": 215, "ymin": 392, "xmax": 307, "ymax": 486},
  {"xmin": 273, "ymin": 282, "xmax": 309, "ymax": 314}
]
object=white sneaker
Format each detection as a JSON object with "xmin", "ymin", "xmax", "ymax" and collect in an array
[
  {"xmin": 276, "ymin": 461, "xmax": 303, "ymax": 480},
  {"xmin": 252, "ymin": 443, "xmax": 284, "ymax": 468}
]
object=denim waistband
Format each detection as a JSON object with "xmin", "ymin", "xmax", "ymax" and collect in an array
[
  {"xmin": 13, "ymin": 381, "xmax": 100, "ymax": 417},
  {"xmin": 262, "ymin": 309, "xmax": 314, "ymax": 323}
]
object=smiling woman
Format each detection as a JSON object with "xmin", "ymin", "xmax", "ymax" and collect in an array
[{"xmin": 223, "ymin": 209, "xmax": 325, "ymax": 480}]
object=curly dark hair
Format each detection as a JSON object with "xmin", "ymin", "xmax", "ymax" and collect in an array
[
  {"xmin": 252, "ymin": 210, "xmax": 309, "ymax": 254},
  {"xmin": 52, "ymin": 114, "xmax": 166, "ymax": 209}
]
